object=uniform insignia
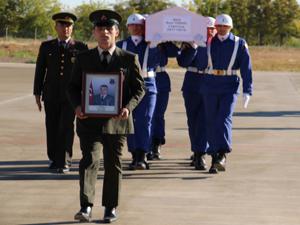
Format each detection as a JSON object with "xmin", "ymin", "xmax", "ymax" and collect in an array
[
  {"xmin": 71, "ymin": 57, "xmax": 76, "ymax": 63},
  {"xmin": 101, "ymin": 15, "xmax": 107, "ymax": 21}
]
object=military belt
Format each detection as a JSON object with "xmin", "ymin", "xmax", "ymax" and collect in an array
[
  {"xmin": 142, "ymin": 70, "xmax": 155, "ymax": 78},
  {"xmin": 156, "ymin": 66, "xmax": 166, "ymax": 73},
  {"xmin": 212, "ymin": 69, "xmax": 237, "ymax": 76},
  {"xmin": 187, "ymin": 67, "xmax": 206, "ymax": 74}
]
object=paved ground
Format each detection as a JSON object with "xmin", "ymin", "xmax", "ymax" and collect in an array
[{"xmin": 0, "ymin": 63, "xmax": 300, "ymax": 225}]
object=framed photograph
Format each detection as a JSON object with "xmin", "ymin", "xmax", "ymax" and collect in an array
[{"xmin": 82, "ymin": 72, "xmax": 123, "ymax": 117}]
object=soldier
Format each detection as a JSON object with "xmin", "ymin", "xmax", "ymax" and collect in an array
[
  {"xmin": 176, "ymin": 16, "xmax": 217, "ymax": 170},
  {"xmin": 147, "ymin": 41, "xmax": 179, "ymax": 160},
  {"xmin": 33, "ymin": 12, "xmax": 88, "ymax": 173},
  {"xmin": 203, "ymin": 14, "xmax": 253, "ymax": 173},
  {"xmin": 116, "ymin": 13, "xmax": 160, "ymax": 170},
  {"xmin": 68, "ymin": 9, "xmax": 145, "ymax": 223},
  {"xmin": 206, "ymin": 16, "xmax": 216, "ymax": 43}
]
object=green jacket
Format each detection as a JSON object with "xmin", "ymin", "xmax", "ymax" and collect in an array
[
  {"xmin": 67, "ymin": 47, "xmax": 145, "ymax": 135},
  {"xmin": 33, "ymin": 38, "xmax": 88, "ymax": 102}
]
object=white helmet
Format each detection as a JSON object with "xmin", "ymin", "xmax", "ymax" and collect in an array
[
  {"xmin": 126, "ymin": 13, "xmax": 145, "ymax": 25},
  {"xmin": 215, "ymin": 14, "xmax": 233, "ymax": 27},
  {"xmin": 206, "ymin": 17, "xmax": 216, "ymax": 28}
]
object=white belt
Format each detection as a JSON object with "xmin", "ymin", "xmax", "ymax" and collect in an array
[
  {"xmin": 210, "ymin": 69, "xmax": 238, "ymax": 76},
  {"xmin": 187, "ymin": 67, "xmax": 206, "ymax": 74},
  {"xmin": 156, "ymin": 66, "xmax": 166, "ymax": 73},
  {"xmin": 142, "ymin": 70, "xmax": 155, "ymax": 78}
]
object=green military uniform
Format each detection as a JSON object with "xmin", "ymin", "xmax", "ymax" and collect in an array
[
  {"xmin": 68, "ymin": 46, "xmax": 145, "ymax": 208},
  {"xmin": 33, "ymin": 12, "xmax": 88, "ymax": 170}
]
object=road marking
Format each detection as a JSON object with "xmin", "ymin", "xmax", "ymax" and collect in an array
[{"xmin": 0, "ymin": 94, "xmax": 32, "ymax": 105}]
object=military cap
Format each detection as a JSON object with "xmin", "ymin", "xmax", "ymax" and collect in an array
[
  {"xmin": 89, "ymin": 9, "xmax": 122, "ymax": 27},
  {"xmin": 52, "ymin": 12, "xmax": 77, "ymax": 24}
]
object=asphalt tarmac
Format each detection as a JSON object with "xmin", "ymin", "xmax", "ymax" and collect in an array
[{"xmin": 0, "ymin": 63, "xmax": 299, "ymax": 225}]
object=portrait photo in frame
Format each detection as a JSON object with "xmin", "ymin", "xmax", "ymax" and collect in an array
[{"xmin": 82, "ymin": 72, "xmax": 123, "ymax": 117}]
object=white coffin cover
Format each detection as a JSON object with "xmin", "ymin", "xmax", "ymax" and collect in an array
[{"xmin": 145, "ymin": 6, "xmax": 207, "ymax": 46}]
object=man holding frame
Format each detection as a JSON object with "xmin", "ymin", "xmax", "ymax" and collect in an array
[{"xmin": 67, "ymin": 9, "xmax": 145, "ymax": 223}]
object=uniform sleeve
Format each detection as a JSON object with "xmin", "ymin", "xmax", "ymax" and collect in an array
[
  {"xmin": 164, "ymin": 42, "xmax": 179, "ymax": 58},
  {"xmin": 239, "ymin": 40, "xmax": 253, "ymax": 95},
  {"xmin": 125, "ymin": 55, "xmax": 145, "ymax": 112},
  {"xmin": 67, "ymin": 55, "xmax": 83, "ymax": 109},
  {"xmin": 176, "ymin": 44, "xmax": 197, "ymax": 68},
  {"xmin": 33, "ymin": 43, "xmax": 47, "ymax": 95}
]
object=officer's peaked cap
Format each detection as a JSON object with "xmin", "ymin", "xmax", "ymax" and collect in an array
[
  {"xmin": 89, "ymin": 9, "xmax": 122, "ymax": 27},
  {"xmin": 52, "ymin": 12, "xmax": 77, "ymax": 24}
]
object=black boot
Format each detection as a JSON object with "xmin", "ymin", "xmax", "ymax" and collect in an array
[
  {"xmin": 136, "ymin": 151, "xmax": 150, "ymax": 170},
  {"xmin": 209, "ymin": 154, "xmax": 219, "ymax": 174},
  {"xmin": 214, "ymin": 153, "xmax": 226, "ymax": 171},
  {"xmin": 128, "ymin": 151, "xmax": 137, "ymax": 170},
  {"xmin": 194, "ymin": 152, "xmax": 207, "ymax": 170},
  {"xmin": 148, "ymin": 138, "xmax": 162, "ymax": 160}
]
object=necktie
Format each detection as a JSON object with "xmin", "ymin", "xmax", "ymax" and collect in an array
[
  {"xmin": 102, "ymin": 51, "xmax": 109, "ymax": 68},
  {"xmin": 60, "ymin": 40, "xmax": 67, "ymax": 48}
]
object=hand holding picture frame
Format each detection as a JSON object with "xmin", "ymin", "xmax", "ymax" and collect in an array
[{"xmin": 82, "ymin": 71, "xmax": 123, "ymax": 117}]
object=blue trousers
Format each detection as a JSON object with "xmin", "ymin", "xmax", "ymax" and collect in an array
[
  {"xmin": 182, "ymin": 91, "xmax": 208, "ymax": 153},
  {"xmin": 127, "ymin": 91, "xmax": 157, "ymax": 153},
  {"xmin": 151, "ymin": 90, "xmax": 169, "ymax": 144},
  {"xmin": 203, "ymin": 93, "xmax": 238, "ymax": 155}
]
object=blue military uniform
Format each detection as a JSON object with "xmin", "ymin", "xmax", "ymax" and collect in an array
[
  {"xmin": 177, "ymin": 43, "xmax": 209, "ymax": 169},
  {"xmin": 203, "ymin": 32, "xmax": 253, "ymax": 171},
  {"xmin": 149, "ymin": 42, "xmax": 179, "ymax": 159},
  {"xmin": 117, "ymin": 36, "xmax": 160, "ymax": 168}
]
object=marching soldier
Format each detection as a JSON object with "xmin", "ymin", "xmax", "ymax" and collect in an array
[
  {"xmin": 203, "ymin": 14, "xmax": 253, "ymax": 173},
  {"xmin": 117, "ymin": 13, "xmax": 160, "ymax": 170},
  {"xmin": 68, "ymin": 9, "xmax": 145, "ymax": 222},
  {"xmin": 148, "ymin": 41, "xmax": 179, "ymax": 160},
  {"xmin": 176, "ymin": 17, "xmax": 216, "ymax": 170},
  {"xmin": 33, "ymin": 12, "xmax": 88, "ymax": 173}
]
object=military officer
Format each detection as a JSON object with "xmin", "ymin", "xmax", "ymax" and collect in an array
[
  {"xmin": 203, "ymin": 14, "xmax": 253, "ymax": 173},
  {"xmin": 148, "ymin": 41, "xmax": 179, "ymax": 160},
  {"xmin": 68, "ymin": 9, "xmax": 145, "ymax": 223},
  {"xmin": 33, "ymin": 12, "xmax": 88, "ymax": 173},
  {"xmin": 116, "ymin": 13, "xmax": 160, "ymax": 170}
]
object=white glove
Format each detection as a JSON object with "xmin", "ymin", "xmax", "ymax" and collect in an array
[
  {"xmin": 149, "ymin": 41, "xmax": 159, "ymax": 48},
  {"xmin": 188, "ymin": 41, "xmax": 198, "ymax": 49},
  {"xmin": 243, "ymin": 93, "xmax": 251, "ymax": 108}
]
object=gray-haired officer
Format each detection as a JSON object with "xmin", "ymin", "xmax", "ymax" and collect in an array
[{"xmin": 33, "ymin": 12, "xmax": 88, "ymax": 173}]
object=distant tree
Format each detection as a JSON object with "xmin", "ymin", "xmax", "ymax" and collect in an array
[
  {"xmin": 247, "ymin": 0, "xmax": 273, "ymax": 45},
  {"xmin": 223, "ymin": 0, "xmax": 250, "ymax": 40},
  {"xmin": 271, "ymin": 0, "xmax": 300, "ymax": 45},
  {"xmin": 192, "ymin": 0, "xmax": 225, "ymax": 17},
  {"xmin": 74, "ymin": 1, "xmax": 108, "ymax": 41},
  {"xmin": 18, "ymin": 0, "xmax": 61, "ymax": 38}
]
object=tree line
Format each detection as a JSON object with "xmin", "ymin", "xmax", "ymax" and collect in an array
[{"xmin": 0, "ymin": 0, "xmax": 299, "ymax": 46}]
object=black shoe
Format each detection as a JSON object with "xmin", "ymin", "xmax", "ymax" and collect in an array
[
  {"xmin": 74, "ymin": 206, "xmax": 92, "ymax": 222},
  {"xmin": 103, "ymin": 207, "xmax": 117, "ymax": 223},
  {"xmin": 136, "ymin": 152, "xmax": 150, "ymax": 170},
  {"xmin": 146, "ymin": 151, "xmax": 154, "ymax": 160},
  {"xmin": 194, "ymin": 152, "xmax": 207, "ymax": 170},
  {"xmin": 151, "ymin": 143, "xmax": 161, "ymax": 160},
  {"xmin": 48, "ymin": 161, "xmax": 57, "ymax": 170},
  {"xmin": 214, "ymin": 153, "xmax": 226, "ymax": 171},
  {"xmin": 128, "ymin": 152, "xmax": 137, "ymax": 170},
  {"xmin": 209, "ymin": 154, "xmax": 219, "ymax": 174},
  {"xmin": 57, "ymin": 165, "xmax": 70, "ymax": 174}
]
